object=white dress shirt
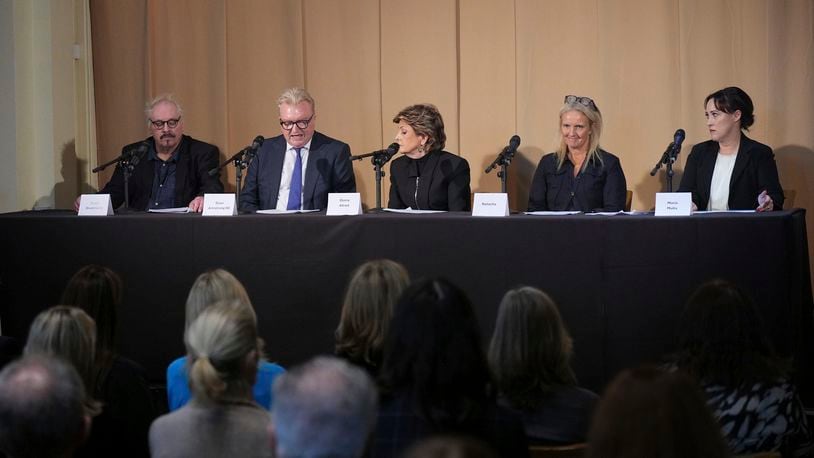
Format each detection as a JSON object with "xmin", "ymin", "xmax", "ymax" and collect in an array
[
  {"xmin": 708, "ymin": 151, "xmax": 738, "ymax": 211},
  {"xmin": 275, "ymin": 140, "xmax": 311, "ymax": 210}
]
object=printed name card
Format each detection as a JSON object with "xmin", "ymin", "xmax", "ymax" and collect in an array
[
  {"xmin": 472, "ymin": 193, "xmax": 509, "ymax": 217},
  {"xmin": 202, "ymin": 193, "xmax": 237, "ymax": 216},
  {"xmin": 78, "ymin": 194, "xmax": 114, "ymax": 216},
  {"xmin": 655, "ymin": 192, "xmax": 692, "ymax": 216},
  {"xmin": 326, "ymin": 193, "xmax": 362, "ymax": 216}
]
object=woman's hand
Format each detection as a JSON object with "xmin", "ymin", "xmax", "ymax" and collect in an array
[{"xmin": 756, "ymin": 190, "xmax": 774, "ymax": 212}]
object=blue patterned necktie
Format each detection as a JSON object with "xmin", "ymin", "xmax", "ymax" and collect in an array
[{"xmin": 286, "ymin": 147, "xmax": 303, "ymax": 210}]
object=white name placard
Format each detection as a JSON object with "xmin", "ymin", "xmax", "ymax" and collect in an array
[
  {"xmin": 326, "ymin": 193, "xmax": 362, "ymax": 215},
  {"xmin": 78, "ymin": 194, "xmax": 114, "ymax": 216},
  {"xmin": 202, "ymin": 193, "xmax": 237, "ymax": 216},
  {"xmin": 472, "ymin": 193, "xmax": 509, "ymax": 217},
  {"xmin": 655, "ymin": 192, "xmax": 692, "ymax": 216}
]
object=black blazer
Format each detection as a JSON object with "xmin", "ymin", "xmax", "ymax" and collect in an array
[
  {"xmin": 388, "ymin": 150, "xmax": 471, "ymax": 211},
  {"xmin": 678, "ymin": 134, "xmax": 784, "ymax": 210},
  {"xmin": 527, "ymin": 149, "xmax": 626, "ymax": 212},
  {"xmin": 239, "ymin": 132, "xmax": 356, "ymax": 212},
  {"xmin": 100, "ymin": 135, "xmax": 222, "ymax": 210}
]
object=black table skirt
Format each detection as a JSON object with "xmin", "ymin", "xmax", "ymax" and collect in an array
[{"xmin": 1, "ymin": 209, "xmax": 811, "ymax": 399}]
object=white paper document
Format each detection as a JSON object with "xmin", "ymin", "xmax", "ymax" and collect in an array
[
  {"xmin": 524, "ymin": 211, "xmax": 582, "ymax": 216},
  {"xmin": 383, "ymin": 208, "xmax": 447, "ymax": 214},
  {"xmin": 148, "ymin": 207, "xmax": 191, "ymax": 213},
  {"xmin": 256, "ymin": 209, "xmax": 321, "ymax": 215}
]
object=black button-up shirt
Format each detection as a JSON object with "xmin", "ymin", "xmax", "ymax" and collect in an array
[{"xmin": 147, "ymin": 147, "xmax": 179, "ymax": 209}]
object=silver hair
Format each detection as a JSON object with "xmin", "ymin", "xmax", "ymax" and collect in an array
[
  {"xmin": 144, "ymin": 94, "xmax": 184, "ymax": 125},
  {"xmin": 272, "ymin": 356, "xmax": 377, "ymax": 458},
  {"xmin": 277, "ymin": 87, "xmax": 316, "ymax": 111}
]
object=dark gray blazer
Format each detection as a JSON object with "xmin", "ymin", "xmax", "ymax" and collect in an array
[{"xmin": 239, "ymin": 132, "xmax": 356, "ymax": 212}]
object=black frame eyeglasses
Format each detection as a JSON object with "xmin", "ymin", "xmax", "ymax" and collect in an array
[
  {"xmin": 150, "ymin": 118, "xmax": 181, "ymax": 129},
  {"xmin": 279, "ymin": 116, "xmax": 314, "ymax": 131},
  {"xmin": 564, "ymin": 95, "xmax": 598, "ymax": 111}
]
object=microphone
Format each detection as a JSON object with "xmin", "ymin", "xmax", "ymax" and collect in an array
[
  {"xmin": 380, "ymin": 142, "xmax": 400, "ymax": 163},
  {"xmin": 245, "ymin": 135, "xmax": 264, "ymax": 159},
  {"xmin": 649, "ymin": 128, "xmax": 685, "ymax": 176},
  {"xmin": 485, "ymin": 135, "xmax": 521, "ymax": 173},
  {"xmin": 127, "ymin": 141, "xmax": 150, "ymax": 166},
  {"xmin": 92, "ymin": 141, "xmax": 150, "ymax": 173},
  {"xmin": 669, "ymin": 129, "xmax": 685, "ymax": 159}
]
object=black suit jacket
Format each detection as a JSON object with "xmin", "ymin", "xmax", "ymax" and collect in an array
[
  {"xmin": 388, "ymin": 150, "xmax": 471, "ymax": 211},
  {"xmin": 239, "ymin": 132, "xmax": 356, "ymax": 212},
  {"xmin": 678, "ymin": 134, "xmax": 784, "ymax": 210},
  {"xmin": 100, "ymin": 135, "xmax": 222, "ymax": 210}
]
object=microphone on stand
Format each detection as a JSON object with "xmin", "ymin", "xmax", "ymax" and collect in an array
[
  {"xmin": 485, "ymin": 135, "xmax": 521, "ymax": 173},
  {"xmin": 92, "ymin": 141, "xmax": 150, "ymax": 173},
  {"xmin": 650, "ymin": 129, "xmax": 686, "ymax": 176}
]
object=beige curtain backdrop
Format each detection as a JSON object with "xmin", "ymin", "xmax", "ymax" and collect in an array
[{"xmin": 90, "ymin": 0, "xmax": 814, "ymax": 264}]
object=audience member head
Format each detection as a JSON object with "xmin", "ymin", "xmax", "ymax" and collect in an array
[
  {"xmin": 586, "ymin": 366, "xmax": 729, "ymax": 458},
  {"xmin": 271, "ymin": 356, "xmax": 377, "ymax": 458},
  {"xmin": 673, "ymin": 278, "xmax": 786, "ymax": 386},
  {"xmin": 379, "ymin": 277, "xmax": 493, "ymax": 427},
  {"xmin": 335, "ymin": 259, "xmax": 409, "ymax": 372},
  {"xmin": 488, "ymin": 286, "xmax": 576, "ymax": 409},
  {"xmin": 185, "ymin": 268, "xmax": 251, "ymax": 330},
  {"xmin": 60, "ymin": 264, "xmax": 123, "ymax": 363},
  {"xmin": 185, "ymin": 299, "xmax": 260, "ymax": 403},
  {"xmin": 0, "ymin": 355, "xmax": 91, "ymax": 458},
  {"xmin": 403, "ymin": 436, "xmax": 498, "ymax": 458},
  {"xmin": 24, "ymin": 306, "xmax": 100, "ymax": 414}
]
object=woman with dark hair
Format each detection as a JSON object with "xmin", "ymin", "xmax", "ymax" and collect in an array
[
  {"xmin": 335, "ymin": 259, "xmax": 409, "ymax": 377},
  {"xmin": 488, "ymin": 287, "xmax": 597, "ymax": 444},
  {"xmin": 678, "ymin": 86, "xmax": 784, "ymax": 211},
  {"xmin": 528, "ymin": 95, "xmax": 626, "ymax": 212},
  {"xmin": 586, "ymin": 366, "xmax": 729, "ymax": 458},
  {"xmin": 61, "ymin": 265, "xmax": 155, "ymax": 457},
  {"xmin": 373, "ymin": 278, "xmax": 527, "ymax": 457},
  {"xmin": 671, "ymin": 279, "xmax": 812, "ymax": 455},
  {"xmin": 388, "ymin": 104, "xmax": 471, "ymax": 211}
]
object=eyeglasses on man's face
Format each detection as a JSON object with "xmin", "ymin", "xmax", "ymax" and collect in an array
[
  {"xmin": 564, "ymin": 95, "xmax": 598, "ymax": 111},
  {"xmin": 150, "ymin": 118, "xmax": 181, "ymax": 129},
  {"xmin": 279, "ymin": 116, "xmax": 314, "ymax": 131}
]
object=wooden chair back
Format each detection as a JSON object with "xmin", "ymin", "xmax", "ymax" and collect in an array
[{"xmin": 529, "ymin": 443, "xmax": 587, "ymax": 458}]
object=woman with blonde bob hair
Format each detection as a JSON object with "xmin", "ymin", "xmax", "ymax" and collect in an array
[
  {"xmin": 528, "ymin": 95, "xmax": 626, "ymax": 212},
  {"xmin": 24, "ymin": 306, "xmax": 101, "ymax": 417},
  {"xmin": 488, "ymin": 286, "xmax": 597, "ymax": 444},
  {"xmin": 167, "ymin": 269, "xmax": 284, "ymax": 411},
  {"xmin": 150, "ymin": 300, "xmax": 272, "ymax": 457},
  {"xmin": 335, "ymin": 259, "xmax": 409, "ymax": 376}
]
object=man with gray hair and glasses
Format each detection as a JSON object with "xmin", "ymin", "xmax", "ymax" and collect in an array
[
  {"xmin": 76, "ymin": 94, "xmax": 223, "ymax": 212},
  {"xmin": 0, "ymin": 355, "xmax": 92, "ymax": 458},
  {"xmin": 240, "ymin": 87, "xmax": 355, "ymax": 212},
  {"xmin": 270, "ymin": 356, "xmax": 377, "ymax": 458}
]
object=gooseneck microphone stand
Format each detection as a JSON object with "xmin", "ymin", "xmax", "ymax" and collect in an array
[
  {"xmin": 650, "ymin": 144, "xmax": 678, "ymax": 191},
  {"xmin": 210, "ymin": 137, "xmax": 264, "ymax": 203},
  {"xmin": 93, "ymin": 146, "xmax": 146, "ymax": 211},
  {"xmin": 485, "ymin": 149, "xmax": 517, "ymax": 193},
  {"xmin": 351, "ymin": 145, "xmax": 398, "ymax": 212}
]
